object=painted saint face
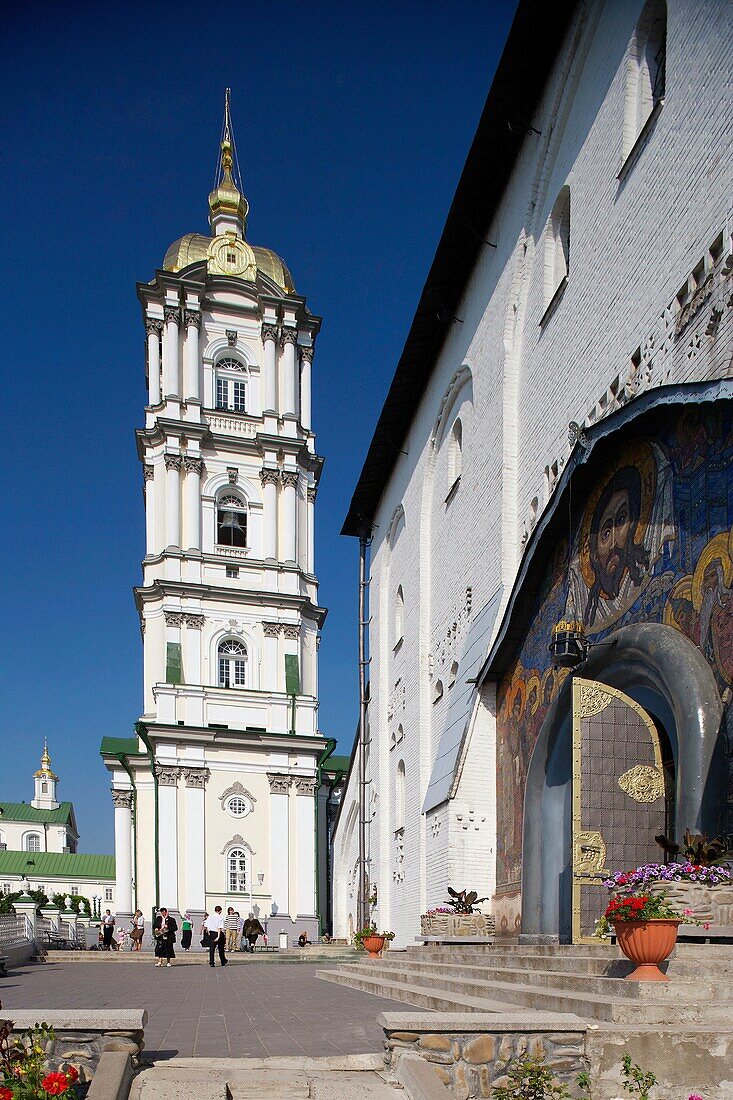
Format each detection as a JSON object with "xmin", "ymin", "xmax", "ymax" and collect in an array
[
  {"xmin": 526, "ymin": 685, "xmax": 538, "ymax": 713},
  {"xmin": 593, "ymin": 488, "xmax": 632, "ymax": 597}
]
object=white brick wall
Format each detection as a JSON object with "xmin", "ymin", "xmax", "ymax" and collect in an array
[{"xmin": 333, "ymin": 0, "xmax": 733, "ymax": 947}]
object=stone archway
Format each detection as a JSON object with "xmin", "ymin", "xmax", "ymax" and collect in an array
[{"xmin": 521, "ymin": 622, "xmax": 723, "ymax": 941}]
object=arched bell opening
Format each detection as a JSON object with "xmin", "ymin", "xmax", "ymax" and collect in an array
[{"xmin": 522, "ymin": 622, "xmax": 723, "ymax": 943}]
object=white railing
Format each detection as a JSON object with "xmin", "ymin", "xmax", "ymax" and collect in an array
[
  {"xmin": 0, "ymin": 914, "xmax": 31, "ymax": 947},
  {"xmin": 59, "ymin": 920, "xmax": 75, "ymax": 941},
  {"xmin": 205, "ymin": 411, "xmax": 259, "ymax": 437}
]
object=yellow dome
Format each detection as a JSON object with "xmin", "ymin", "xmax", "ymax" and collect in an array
[{"xmin": 163, "ymin": 233, "xmax": 296, "ymax": 294}]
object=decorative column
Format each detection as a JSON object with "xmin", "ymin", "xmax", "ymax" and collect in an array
[
  {"xmin": 183, "ymin": 767, "xmax": 209, "ymax": 918},
  {"xmin": 306, "ymin": 486, "xmax": 316, "ymax": 575},
  {"xmin": 263, "ymin": 622, "xmax": 280, "ymax": 692},
  {"xmin": 262, "ymin": 324, "xmax": 279, "ymax": 413},
  {"xmin": 183, "ymin": 613, "xmax": 204, "ymax": 687},
  {"xmin": 15, "ymin": 895, "xmax": 38, "ymax": 947},
  {"xmin": 280, "ymin": 328, "xmax": 298, "ymax": 416},
  {"xmin": 294, "ymin": 778, "xmax": 317, "ymax": 919},
  {"xmin": 183, "ymin": 457, "xmax": 203, "ymax": 551},
  {"xmin": 111, "ymin": 789, "xmax": 134, "ymax": 919},
  {"xmin": 164, "ymin": 454, "xmax": 182, "ymax": 549},
  {"xmin": 183, "ymin": 310, "xmax": 201, "ymax": 402},
  {"xmin": 300, "ymin": 346, "xmax": 313, "ymax": 431},
  {"xmin": 146, "ymin": 319, "xmax": 163, "ymax": 406},
  {"xmin": 144, "ymin": 464, "xmax": 156, "ymax": 555},
  {"xmin": 157, "ymin": 767, "xmax": 179, "ymax": 911},
  {"xmin": 281, "ymin": 470, "xmax": 298, "ymax": 564},
  {"xmin": 268, "ymin": 773, "xmax": 291, "ymax": 920},
  {"xmin": 163, "ymin": 307, "xmax": 181, "ymax": 398},
  {"xmin": 260, "ymin": 468, "xmax": 280, "ymax": 561}
]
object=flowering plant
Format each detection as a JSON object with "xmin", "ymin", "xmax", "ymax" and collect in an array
[
  {"xmin": 352, "ymin": 925, "xmax": 395, "ymax": 949},
  {"xmin": 0, "ymin": 1001, "xmax": 79, "ymax": 1099},
  {"xmin": 421, "ymin": 908, "xmax": 454, "ymax": 917},
  {"xmin": 594, "ymin": 891, "xmax": 709, "ymax": 939},
  {"xmin": 603, "ymin": 861, "xmax": 733, "ymax": 891}
]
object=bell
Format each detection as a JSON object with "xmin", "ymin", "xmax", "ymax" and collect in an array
[{"xmin": 219, "ymin": 511, "xmax": 245, "ymax": 533}]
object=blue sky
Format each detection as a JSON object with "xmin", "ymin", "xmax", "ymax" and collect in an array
[{"xmin": 0, "ymin": 0, "xmax": 517, "ymax": 852}]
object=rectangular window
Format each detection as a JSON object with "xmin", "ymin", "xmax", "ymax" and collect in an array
[
  {"xmin": 234, "ymin": 659, "xmax": 246, "ymax": 686},
  {"xmin": 233, "ymin": 381, "xmax": 246, "ymax": 411},
  {"xmin": 216, "ymin": 378, "xmax": 228, "ymax": 410},
  {"xmin": 285, "ymin": 653, "xmax": 300, "ymax": 695},
  {"xmin": 105, "ymin": 887, "xmax": 113, "ymax": 902},
  {"xmin": 166, "ymin": 642, "xmax": 183, "ymax": 685},
  {"xmin": 219, "ymin": 656, "xmax": 230, "ymax": 688},
  {"xmin": 226, "ymin": 566, "xmax": 239, "ymax": 578},
  {"xmin": 70, "ymin": 885, "xmax": 78, "ymax": 895}
]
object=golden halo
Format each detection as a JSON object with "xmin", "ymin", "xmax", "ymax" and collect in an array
[
  {"xmin": 511, "ymin": 662, "xmax": 525, "ymax": 684},
  {"xmin": 578, "ymin": 442, "xmax": 656, "ymax": 590},
  {"xmin": 691, "ymin": 531, "xmax": 733, "ymax": 612},
  {"xmin": 508, "ymin": 678, "xmax": 526, "ymax": 721},
  {"xmin": 663, "ymin": 575, "xmax": 693, "ymax": 627},
  {"xmin": 525, "ymin": 673, "xmax": 541, "ymax": 715}
]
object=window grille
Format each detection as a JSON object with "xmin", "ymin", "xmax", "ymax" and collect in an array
[
  {"xmin": 228, "ymin": 848, "xmax": 248, "ymax": 892},
  {"xmin": 25, "ymin": 834, "xmax": 41, "ymax": 852},
  {"xmin": 219, "ymin": 638, "xmax": 247, "ymax": 688}
]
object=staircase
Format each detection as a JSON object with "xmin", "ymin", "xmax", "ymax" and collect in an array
[{"xmin": 317, "ymin": 942, "xmax": 733, "ymax": 1024}]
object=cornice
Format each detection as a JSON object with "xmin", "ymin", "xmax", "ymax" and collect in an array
[
  {"xmin": 134, "ymin": 579, "xmax": 326, "ymax": 624},
  {"xmin": 138, "ymin": 719, "xmax": 327, "ymax": 754}
]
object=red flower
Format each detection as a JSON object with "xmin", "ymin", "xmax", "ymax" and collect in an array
[
  {"xmin": 42, "ymin": 1071, "xmax": 69, "ymax": 1095},
  {"xmin": 64, "ymin": 1067, "xmax": 79, "ymax": 1083},
  {"xmin": 0, "ymin": 1087, "xmax": 14, "ymax": 1100}
]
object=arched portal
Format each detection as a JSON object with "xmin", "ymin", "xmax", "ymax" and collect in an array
[{"xmin": 522, "ymin": 622, "xmax": 723, "ymax": 942}]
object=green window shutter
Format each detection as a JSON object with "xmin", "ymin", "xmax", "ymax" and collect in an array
[
  {"xmin": 166, "ymin": 642, "xmax": 183, "ymax": 685},
  {"xmin": 284, "ymin": 654, "xmax": 300, "ymax": 695}
]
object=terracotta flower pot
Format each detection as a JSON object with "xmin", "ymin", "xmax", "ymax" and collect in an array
[
  {"xmin": 362, "ymin": 935, "xmax": 385, "ymax": 958},
  {"xmin": 613, "ymin": 919, "xmax": 680, "ymax": 981}
]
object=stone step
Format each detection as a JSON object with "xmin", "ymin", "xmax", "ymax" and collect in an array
[
  {"xmin": 401, "ymin": 949, "xmax": 730, "ymax": 979},
  {"xmin": 347, "ymin": 956, "xmax": 730, "ymax": 999},
  {"xmin": 317, "ymin": 965, "xmax": 733, "ymax": 1025}
]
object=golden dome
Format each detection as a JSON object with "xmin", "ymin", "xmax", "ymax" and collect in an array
[
  {"xmin": 162, "ymin": 233, "xmax": 296, "ymax": 294},
  {"xmin": 34, "ymin": 740, "xmax": 58, "ymax": 779}
]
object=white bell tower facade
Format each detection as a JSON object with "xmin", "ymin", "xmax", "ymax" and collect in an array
[{"xmin": 103, "ymin": 93, "xmax": 326, "ymax": 938}]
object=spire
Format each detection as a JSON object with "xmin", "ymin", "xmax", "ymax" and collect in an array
[
  {"xmin": 208, "ymin": 88, "xmax": 249, "ymax": 237},
  {"xmin": 34, "ymin": 738, "xmax": 57, "ymax": 779}
]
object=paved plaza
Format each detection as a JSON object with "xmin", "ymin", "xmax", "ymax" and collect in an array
[{"xmin": 0, "ymin": 960, "xmax": 402, "ymax": 1059}]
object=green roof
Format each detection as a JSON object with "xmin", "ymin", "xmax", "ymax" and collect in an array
[
  {"xmin": 99, "ymin": 736, "xmax": 145, "ymax": 757},
  {"xmin": 0, "ymin": 801, "xmax": 74, "ymax": 825},
  {"xmin": 0, "ymin": 851, "xmax": 114, "ymax": 880},
  {"xmin": 324, "ymin": 755, "xmax": 351, "ymax": 775}
]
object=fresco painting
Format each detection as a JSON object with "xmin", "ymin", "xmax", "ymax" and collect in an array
[{"xmin": 496, "ymin": 407, "xmax": 733, "ymax": 892}]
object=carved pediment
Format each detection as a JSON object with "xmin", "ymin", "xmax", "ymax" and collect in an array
[{"xmin": 219, "ymin": 781, "xmax": 257, "ymax": 805}]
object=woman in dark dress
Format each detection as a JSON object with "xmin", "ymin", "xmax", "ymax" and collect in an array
[{"xmin": 153, "ymin": 907, "xmax": 178, "ymax": 967}]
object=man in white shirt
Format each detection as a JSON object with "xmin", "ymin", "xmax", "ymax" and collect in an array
[{"xmin": 203, "ymin": 906, "xmax": 227, "ymax": 967}]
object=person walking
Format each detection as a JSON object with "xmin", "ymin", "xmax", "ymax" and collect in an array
[
  {"xmin": 153, "ymin": 907, "xmax": 178, "ymax": 967},
  {"xmin": 181, "ymin": 913, "xmax": 193, "ymax": 951},
  {"xmin": 129, "ymin": 910, "xmax": 145, "ymax": 952},
  {"xmin": 204, "ymin": 906, "xmax": 227, "ymax": 967},
  {"xmin": 224, "ymin": 907, "xmax": 240, "ymax": 953},
  {"xmin": 101, "ymin": 909, "xmax": 115, "ymax": 951},
  {"xmin": 243, "ymin": 916, "xmax": 265, "ymax": 953}
]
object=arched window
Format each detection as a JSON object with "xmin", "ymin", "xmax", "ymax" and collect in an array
[
  {"xmin": 228, "ymin": 847, "xmax": 248, "ymax": 892},
  {"xmin": 624, "ymin": 0, "xmax": 666, "ymax": 158},
  {"xmin": 217, "ymin": 492, "xmax": 247, "ymax": 548},
  {"xmin": 218, "ymin": 638, "xmax": 247, "ymax": 688},
  {"xmin": 25, "ymin": 833, "xmax": 41, "ymax": 852},
  {"xmin": 544, "ymin": 187, "xmax": 570, "ymax": 307},
  {"xmin": 394, "ymin": 586, "xmax": 404, "ymax": 647},
  {"xmin": 396, "ymin": 760, "xmax": 406, "ymax": 832},
  {"xmin": 432, "ymin": 679, "xmax": 444, "ymax": 704},
  {"xmin": 448, "ymin": 418, "xmax": 463, "ymax": 487},
  {"xmin": 215, "ymin": 357, "xmax": 247, "ymax": 412}
]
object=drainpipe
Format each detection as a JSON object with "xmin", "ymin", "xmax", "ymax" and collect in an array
[
  {"xmin": 114, "ymin": 753, "xmax": 138, "ymax": 914},
  {"xmin": 357, "ymin": 530, "xmax": 371, "ymax": 932},
  {"xmin": 315, "ymin": 738, "xmax": 337, "ymax": 936},
  {"xmin": 135, "ymin": 722, "xmax": 159, "ymax": 917}
]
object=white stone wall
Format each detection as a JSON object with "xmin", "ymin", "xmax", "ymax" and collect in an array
[{"xmin": 333, "ymin": 0, "xmax": 733, "ymax": 947}]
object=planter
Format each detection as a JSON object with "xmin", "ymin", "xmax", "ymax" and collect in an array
[
  {"xmin": 420, "ymin": 912, "xmax": 495, "ymax": 938},
  {"xmin": 362, "ymin": 934, "xmax": 386, "ymax": 958},
  {"xmin": 613, "ymin": 919, "xmax": 680, "ymax": 981}
]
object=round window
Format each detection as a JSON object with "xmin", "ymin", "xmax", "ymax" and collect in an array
[{"xmin": 227, "ymin": 796, "xmax": 250, "ymax": 817}]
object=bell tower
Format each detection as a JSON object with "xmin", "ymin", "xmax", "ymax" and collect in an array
[
  {"xmin": 32, "ymin": 740, "xmax": 59, "ymax": 810},
  {"xmin": 103, "ymin": 92, "xmax": 326, "ymax": 937}
]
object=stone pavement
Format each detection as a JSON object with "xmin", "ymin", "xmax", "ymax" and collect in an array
[{"xmin": 0, "ymin": 960, "xmax": 405, "ymax": 1058}]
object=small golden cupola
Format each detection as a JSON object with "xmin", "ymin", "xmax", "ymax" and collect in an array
[{"xmin": 32, "ymin": 739, "xmax": 59, "ymax": 810}]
